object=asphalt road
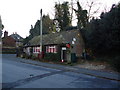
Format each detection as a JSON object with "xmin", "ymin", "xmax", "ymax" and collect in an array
[{"xmin": 1, "ymin": 54, "xmax": 119, "ymax": 88}]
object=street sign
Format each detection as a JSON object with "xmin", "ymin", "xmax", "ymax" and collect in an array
[{"xmin": 62, "ymin": 47, "xmax": 66, "ymax": 50}]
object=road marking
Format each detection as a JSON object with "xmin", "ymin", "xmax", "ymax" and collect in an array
[
  {"xmin": 19, "ymin": 61, "xmax": 120, "ymax": 82},
  {"xmin": 2, "ymin": 70, "xmax": 67, "ymax": 89},
  {"xmin": 65, "ymin": 67, "xmax": 78, "ymax": 71}
]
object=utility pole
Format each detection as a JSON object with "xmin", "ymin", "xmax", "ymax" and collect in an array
[
  {"xmin": 71, "ymin": 0, "xmax": 73, "ymax": 23},
  {"xmin": 40, "ymin": 9, "xmax": 42, "ymax": 58}
]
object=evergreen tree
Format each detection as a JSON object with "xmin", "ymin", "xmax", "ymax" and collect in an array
[
  {"xmin": 74, "ymin": 1, "xmax": 88, "ymax": 29},
  {"xmin": 55, "ymin": 1, "xmax": 71, "ymax": 31},
  {"xmin": 62, "ymin": 2, "xmax": 71, "ymax": 30},
  {"xmin": 55, "ymin": 2, "xmax": 63, "ymax": 31},
  {"xmin": 85, "ymin": 3, "xmax": 120, "ymax": 56},
  {"xmin": 30, "ymin": 14, "xmax": 54, "ymax": 36},
  {"xmin": 23, "ymin": 14, "xmax": 54, "ymax": 45}
]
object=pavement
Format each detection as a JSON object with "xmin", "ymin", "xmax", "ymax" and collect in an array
[{"xmin": 6, "ymin": 54, "xmax": 120, "ymax": 82}]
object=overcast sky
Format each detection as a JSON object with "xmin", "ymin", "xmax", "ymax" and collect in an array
[{"xmin": 0, "ymin": 0, "xmax": 119, "ymax": 38}]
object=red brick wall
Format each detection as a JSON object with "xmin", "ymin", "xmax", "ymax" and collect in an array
[
  {"xmin": 2, "ymin": 36, "xmax": 16, "ymax": 47},
  {"xmin": 75, "ymin": 32, "xmax": 85, "ymax": 57}
]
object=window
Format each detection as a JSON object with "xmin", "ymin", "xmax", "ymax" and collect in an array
[
  {"xmin": 33, "ymin": 47, "xmax": 40, "ymax": 53},
  {"xmin": 46, "ymin": 46, "xmax": 57, "ymax": 53}
]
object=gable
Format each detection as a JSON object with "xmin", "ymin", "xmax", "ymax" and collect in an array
[{"xmin": 10, "ymin": 34, "xmax": 23, "ymax": 41}]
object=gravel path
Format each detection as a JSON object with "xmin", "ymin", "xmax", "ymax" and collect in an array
[{"xmin": 75, "ymin": 61, "xmax": 118, "ymax": 73}]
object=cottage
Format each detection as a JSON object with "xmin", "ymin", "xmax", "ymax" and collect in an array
[
  {"xmin": 24, "ymin": 29, "xmax": 85, "ymax": 62},
  {"xmin": 2, "ymin": 31, "xmax": 23, "ymax": 47},
  {"xmin": 2, "ymin": 31, "xmax": 23, "ymax": 53}
]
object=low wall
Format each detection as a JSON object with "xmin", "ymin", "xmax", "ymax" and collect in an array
[{"xmin": 2, "ymin": 47, "xmax": 16, "ymax": 54}]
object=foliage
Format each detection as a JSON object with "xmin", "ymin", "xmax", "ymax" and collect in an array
[
  {"xmin": 0, "ymin": 30, "xmax": 2, "ymax": 38},
  {"xmin": 109, "ymin": 56, "xmax": 120, "ymax": 72},
  {"xmin": 55, "ymin": 1, "xmax": 71, "ymax": 31},
  {"xmin": 84, "ymin": 3, "xmax": 120, "ymax": 56},
  {"xmin": 30, "ymin": 15, "xmax": 54, "ymax": 36},
  {"xmin": 44, "ymin": 53, "xmax": 60, "ymax": 61},
  {"xmin": 42, "ymin": 15, "xmax": 55, "ymax": 33},
  {"xmin": 74, "ymin": 1, "xmax": 88, "ymax": 29},
  {"xmin": 23, "ymin": 14, "xmax": 54, "ymax": 45},
  {"xmin": 0, "ymin": 24, "xmax": 4, "ymax": 38},
  {"xmin": 23, "ymin": 35, "xmax": 33, "ymax": 45},
  {"xmin": 2, "ymin": 48, "xmax": 16, "ymax": 54},
  {"xmin": 16, "ymin": 47, "xmax": 24, "ymax": 57}
]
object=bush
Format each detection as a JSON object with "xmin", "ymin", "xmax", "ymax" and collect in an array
[
  {"xmin": 109, "ymin": 56, "xmax": 120, "ymax": 72},
  {"xmin": 44, "ymin": 53, "xmax": 60, "ymax": 62},
  {"xmin": 2, "ymin": 48, "xmax": 16, "ymax": 54},
  {"xmin": 31, "ymin": 55, "xmax": 38, "ymax": 60}
]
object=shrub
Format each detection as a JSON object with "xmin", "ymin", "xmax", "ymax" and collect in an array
[
  {"xmin": 2, "ymin": 48, "xmax": 16, "ymax": 54},
  {"xmin": 31, "ymin": 55, "xmax": 38, "ymax": 60},
  {"xmin": 109, "ymin": 56, "xmax": 120, "ymax": 72},
  {"xmin": 44, "ymin": 53, "xmax": 60, "ymax": 62}
]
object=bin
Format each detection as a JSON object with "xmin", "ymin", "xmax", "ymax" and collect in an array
[{"xmin": 71, "ymin": 53, "xmax": 77, "ymax": 63}]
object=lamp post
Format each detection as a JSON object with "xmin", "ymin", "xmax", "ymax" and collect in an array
[{"xmin": 40, "ymin": 9, "xmax": 42, "ymax": 58}]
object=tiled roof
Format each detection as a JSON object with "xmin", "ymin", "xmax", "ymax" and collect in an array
[
  {"xmin": 10, "ymin": 34, "xmax": 23, "ymax": 41},
  {"xmin": 29, "ymin": 29, "xmax": 81, "ymax": 46}
]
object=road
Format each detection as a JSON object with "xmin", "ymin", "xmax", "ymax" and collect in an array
[{"xmin": 1, "ymin": 54, "xmax": 119, "ymax": 88}]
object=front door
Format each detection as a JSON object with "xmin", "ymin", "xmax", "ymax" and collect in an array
[{"xmin": 61, "ymin": 47, "xmax": 67, "ymax": 62}]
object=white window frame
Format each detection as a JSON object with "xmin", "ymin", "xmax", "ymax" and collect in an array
[{"xmin": 46, "ymin": 45, "xmax": 57, "ymax": 53}]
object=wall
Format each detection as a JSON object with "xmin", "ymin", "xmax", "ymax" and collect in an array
[
  {"xmin": 71, "ymin": 32, "xmax": 85, "ymax": 57},
  {"xmin": 2, "ymin": 36, "xmax": 16, "ymax": 47}
]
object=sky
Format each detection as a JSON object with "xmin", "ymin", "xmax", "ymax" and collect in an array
[{"xmin": 0, "ymin": 0, "xmax": 120, "ymax": 38}]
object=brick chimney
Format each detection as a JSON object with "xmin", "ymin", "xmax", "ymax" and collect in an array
[{"xmin": 4, "ymin": 31, "xmax": 8, "ymax": 37}]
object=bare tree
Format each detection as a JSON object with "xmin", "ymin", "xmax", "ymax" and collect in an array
[
  {"xmin": 71, "ymin": 0, "xmax": 102, "ymax": 21},
  {"xmin": 86, "ymin": 0, "xmax": 101, "ymax": 20}
]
